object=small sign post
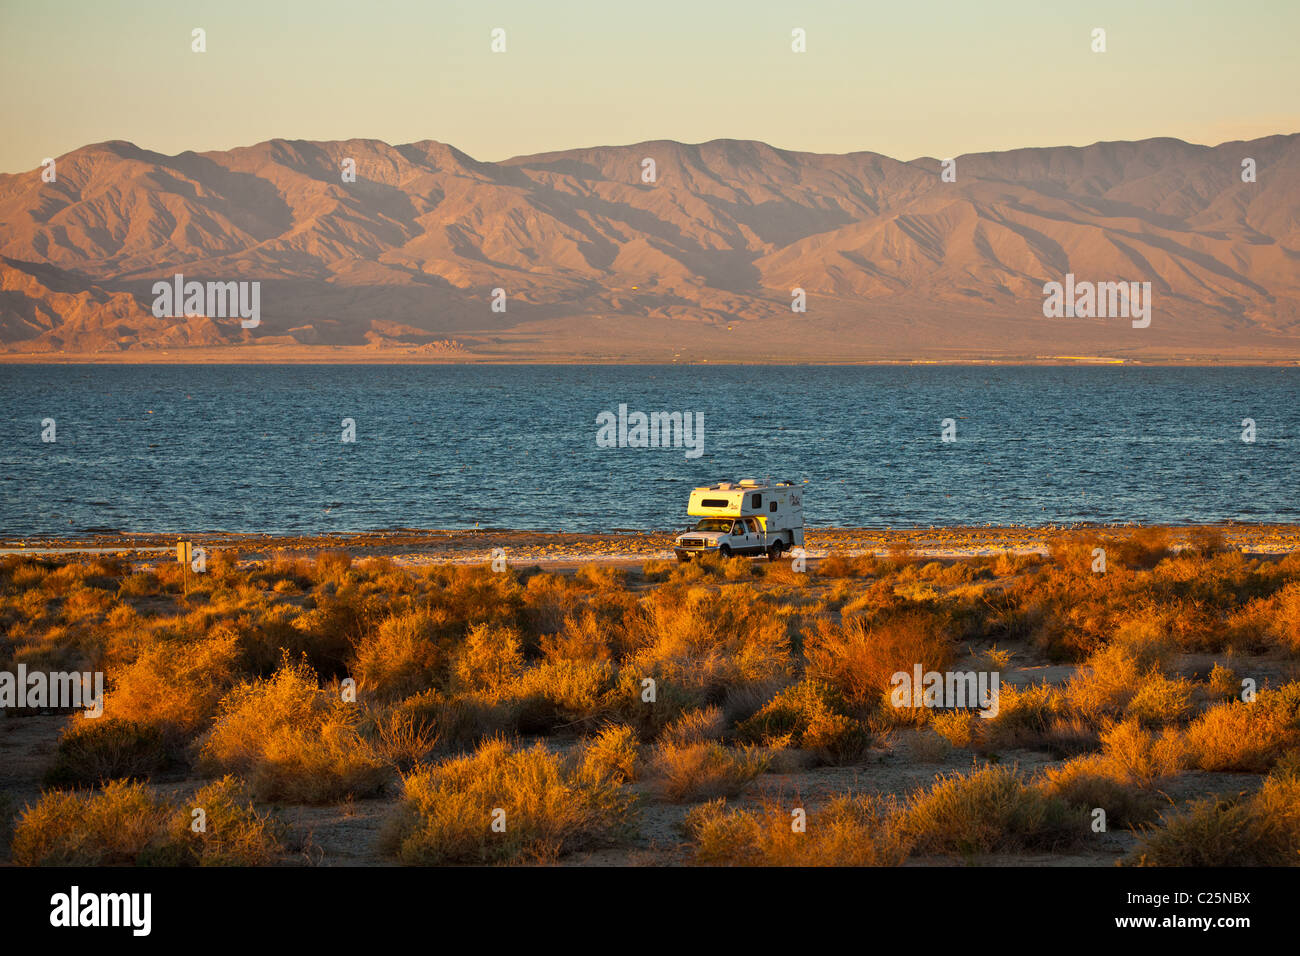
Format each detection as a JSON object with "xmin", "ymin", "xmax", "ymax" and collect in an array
[{"xmin": 177, "ymin": 540, "xmax": 192, "ymax": 597}]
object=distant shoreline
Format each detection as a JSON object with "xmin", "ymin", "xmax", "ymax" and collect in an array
[{"xmin": 2, "ymin": 349, "xmax": 1299, "ymax": 367}]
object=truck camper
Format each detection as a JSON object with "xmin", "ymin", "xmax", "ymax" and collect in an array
[{"xmin": 672, "ymin": 479, "xmax": 804, "ymax": 561}]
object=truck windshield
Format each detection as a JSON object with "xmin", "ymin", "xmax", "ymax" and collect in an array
[{"xmin": 692, "ymin": 519, "xmax": 734, "ymax": 532}]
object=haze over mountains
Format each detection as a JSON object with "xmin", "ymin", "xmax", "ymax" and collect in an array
[{"xmin": 1, "ymin": 133, "xmax": 1297, "ymax": 361}]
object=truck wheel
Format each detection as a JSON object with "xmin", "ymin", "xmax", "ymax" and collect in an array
[
  {"xmin": 675, "ymin": 553, "xmax": 690, "ymax": 564},
  {"xmin": 767, "ymin": 541, "xmax": 784, "ymax": 562},
  {"xmin": 718, "ymin": 545, "xmax": 732, "ymax": 558}
]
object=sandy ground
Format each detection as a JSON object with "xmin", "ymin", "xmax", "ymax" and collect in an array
[{"xmin": 6, "ymin": 524, "xmax": 1300, "ymax": 567}]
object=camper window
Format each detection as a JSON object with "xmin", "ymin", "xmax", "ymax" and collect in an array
[
  {"xmin": 751, "ymin": 494, "xmax": 762, "ymax": 508},
  {"xmin": 701, "ymin": 498, "xmax": 729, "ymax": 508},
  {"xmin": 769, "ymin": 502, "xmax": 778, "ymax": 512}
]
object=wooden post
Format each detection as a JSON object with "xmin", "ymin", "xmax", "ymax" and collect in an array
[{"xmin": 177, "ymin": 540, "xmax": 192, "ymax": 598}]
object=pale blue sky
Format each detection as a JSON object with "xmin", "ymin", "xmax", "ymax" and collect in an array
[{"xmin": 1, "ymin": 0, "xmax": 1296, "ymax": 172}]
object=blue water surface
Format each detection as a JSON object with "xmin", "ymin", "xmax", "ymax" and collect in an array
[{"xmin": 0, "ymin": 365, "xmax": 1295, "ymax": 535}]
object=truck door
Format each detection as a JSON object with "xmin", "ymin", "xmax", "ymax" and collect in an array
[{"xmin": 726, "ymin": 520, "xmax": 746, "ymax": 553}]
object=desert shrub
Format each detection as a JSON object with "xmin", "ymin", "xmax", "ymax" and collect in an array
[
  {"xmin": 932, "ymin": 710, "xmax": 976, "ymax": 749},
  {"xmin": 1110, "ymin": 528, "xmax": 1174, "ymax": 569},
  {"xmin": 1066, "ymin": 621, "xmax": 1179, "ymax": 722},
  {"xmin": 1041, "ymin": 755, "xmax": 1164, "ymax": 827},
  {"xmin": 661, "ymin": 705, "xmax": 728, "ymax": 747},
  {"xmin": 801, "ymin": 712, "xmax": 874, "ymax": 764},
  {"xmin": 1048, "ymin": 538, "xmax": 1099, "ymax": 571},
  {"xmin": 975, "ymin": 681, "xmax": 1095, "ymax": 756},
  {"xmin": 684, "ymin": 794, "xmax": 909, "ymax": 866},
  {"xmin": 1, "ymin": 556, "xmax": 55, "ymax": 590},
  {"xmin": 198, "ymin": 659, "xmax": 389, "ymax": 802},
  {"xmin": 452, "ymin": 623, "xmax": 525, "ymax": 693},
  {"xmin": 381, "ymin": 737, "xmax": 635, "ymax": 864},
  {"xmin": 1184, "ymin": 682, "xmax": 1300, "ymax": 772},
  {"xmin": 381, "ymin": 687, "xmax": 516, "ymax": 753},
  {"xmin": 816, "ymin": 554, "xmax": 878, "ymax": 578},
  {"xmin": 44, "ymin": 718, "xmax": 171, "ymax": 788},
  {"xmin": 649, "ymin": 740, "xmax": 769, "ymax": 803},
  {"xmin": 668, "ymin": 559, "xmax": 709, "ymax": 583},
  {"xmin": 1004, "ymin": 559, "xmax": 1123, "ymax": 660},
  {"xmin": 43, "ymin": 561, "xmax": 116, "ymax": 596},
  {"xmin": 9, "ymin": 619, "xmax": 99, "ymax": 674},
  {"xmin": 180, "ymin": 775, "xmax": 288, "ymax": 866},
  {"xmin": 352, "ymin": 608, "xmax": 452, "ymax": 701},
  {"xmin": 901, "ymin": 764, "xmax": 1087, "ymax": 855},
  {"xmin": 1233, "ymin": 582, "xmax": 1300, "ymax": 655},
  {"xmin": 1206, "ymin": 663, "xmax": 1241, "ymax": 702},
  {"xmin": 117, "ymin": 569, "xmax": 161, "ymax": 598},
  {"xmin": 760, "ymin": 558, "xmax": 814, "ymax": 589},
  {"xmin": 690, "ymin": 552, "xmax": 733, "ymax": 577},
  {"xmin": 1126, "ymin": 772, "xmax": 1300, "ymax": 866},
  {"xmin": 1225, "ymin": 599, "xmax": 1280, "ymax": 654},
  {"xmin": 11, "ymin": 781, "xmax": 178, "ymax": 866},
  {"xmin": 737, "ymin": 680, "xmax": 870, "ymax": 764},
  {"xmin": 541, "ymin": 610, "xmax": 615, "ymax": 663},
  {"xmin": 609, "ymin": 670, "xmax": 708, "ymax": 739},
  {"xmin": 976, "ymin": 681, "xmax": 1059, "ymax": 750},
  {"xmin": 575, "ymin": 564, "xmax": 627, "ymax": 590},
  {"xmin": 992, "ymin": 552, "xmax": 1039, "ymax": 576},
  {"xmin": 805, "ymin": 611, "xmax": 954, "ymax": 714},
  {"xmin": 60, "ymin": 586, "xmax": 115, "ymax": 622},
  {"xmin": 722, "ymin": 557, "xmax": 758, "ymax": 580},
  {"xmin": 641, "ymin": 560, "xmax": 674, "ymax": 583},
  {"xmin": 284, "ymin": 595, "xmax": 373, "ymax": 676},
  {"xmin": 313, "ymin": 550, "xmax": 353, "ymax": 583},
  {"xmin": 1092, "ymin": 719, "xmax": 1187, "ymax": 782},
  {"xmin": 918, "ymin": 561, "xmax": 979, "ymax": 586},
  {"xmin": 428, "ymin": 565, "xmax": 527, "ymax": 635},
  {"xmin": 503, "ymin": 658, "xmax": 618, "ymax": 731},
  {"xmin": 256, "ymin": 552, "xmax": 314, "ymax": 590},
  {"xmin": 103, "ymin": 630, "xmax": 242, "ymax": 741},
  {"xmin": 1125, "ymin": 673, "xmax": 1194, "ymax": 726},
  {"xmin": 621, "ymin": 588, "xmax": 791, "ymax": 700},
  {"xmin": 582, "ymin": 724, "xmax": 641, "ymax": 783},
  {"xmin": 368, "ymin": 704, "xmax": 444, "ymax": 770},
  {"xmin": 12, "ymin": 777, "xmax": 284, "ymax": 867},
  {"xmin": 1272, "ymin": 583, "xmax": 1300, "ymax": 654}
]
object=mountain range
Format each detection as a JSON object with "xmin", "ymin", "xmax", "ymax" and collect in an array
[{"xmin": 1, "ymin": 133, "xmax": 1297, "ymax": 361}]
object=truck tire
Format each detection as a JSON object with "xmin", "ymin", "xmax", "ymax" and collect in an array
[
  {"xmin": 718, "ymin": 545, "xmax": 732, "ymax": 558},
  {"xmin": 767, "ymin": 541, "xmax": 785, "ymax": 561}
]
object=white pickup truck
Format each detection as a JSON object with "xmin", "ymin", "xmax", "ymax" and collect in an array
[{"xmin": 672, "ymin": 479, "xmax": 804, "ymax": 561}]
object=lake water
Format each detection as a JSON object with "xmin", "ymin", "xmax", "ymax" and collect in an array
[{"xmin": 0, "ymin": 365, "xmax": 1296, "ymax": 535}]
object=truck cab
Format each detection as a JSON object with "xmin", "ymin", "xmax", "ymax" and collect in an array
[{"xmin": 673, "ymin": 479, "xmax": 804, "ymax": 561}]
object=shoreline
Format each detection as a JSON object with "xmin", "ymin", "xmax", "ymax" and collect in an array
[
  {"xmin": 3, "ymin": 351, "xmax": 1300, "ymax": 366},
  {"xmin": 6, "ymin": 524, "xmax": 1300, "ymax": 564}
]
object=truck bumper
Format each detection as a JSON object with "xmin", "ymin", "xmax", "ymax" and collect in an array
[{"xmin": 673, "ymin": 546, "xmax": 715, "ymax": 562}]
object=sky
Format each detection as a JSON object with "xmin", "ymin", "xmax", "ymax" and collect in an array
[{"xmin": 1, "ymin": 0, "xmax": 1297, "ymax": 173}]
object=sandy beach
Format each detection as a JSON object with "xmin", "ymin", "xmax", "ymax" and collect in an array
[{"xmin": 6, "ymin": 524, "xmax": 1300, "ymax": 566}]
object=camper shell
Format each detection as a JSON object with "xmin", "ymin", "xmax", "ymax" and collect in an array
[{"xmin": 673, "ymin": 479, "xmax": 804, "ymax": 561}]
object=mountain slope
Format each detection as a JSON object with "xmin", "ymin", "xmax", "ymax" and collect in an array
[{"xmin": 0, "ymin": 134, "xmax": 1297, "ymax": 358}]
